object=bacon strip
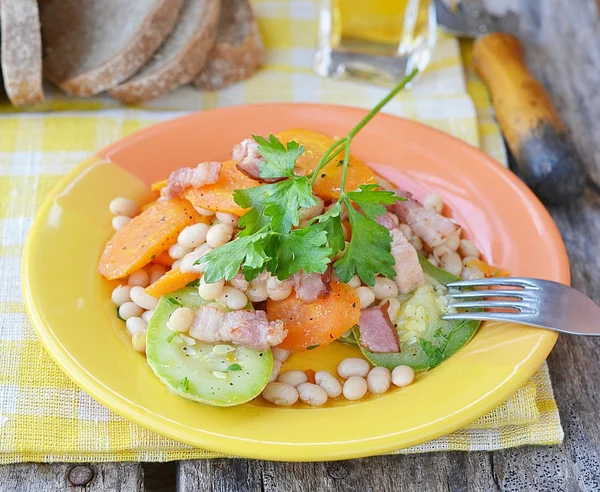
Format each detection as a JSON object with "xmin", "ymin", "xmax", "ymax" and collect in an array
[
  {"xmin": 357, "ymin": 301, "xmax": 400, "ymax": 353},
  {"xmin": 375, "ymin": 212, "xmax": 398, "ymax": 231},
  {"xmin": 392, "ymin": 190, "xmax": 459, "ymax": 248},
  {"xmin": 161, "ymin": 162, "xmax": 221, "ymax": 201},
  {"xmin": 291, "ymin": 270, "xmax": 332, "ymax": 303},
  {"xmin": 189, "ymin": 306, "xmax": 287, "ymax": 350},
  {"xmin": 232, "ymin": 138, "xmax": 285, "ymax": 183},
  {"xmin": 390, "ymin": 228, "xmax": 426, "ymax": 294}
]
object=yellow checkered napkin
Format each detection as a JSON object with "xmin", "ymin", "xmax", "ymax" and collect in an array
[{"xmin": 0, "ymin": 1, "xmax": 562, "ymax": 464}]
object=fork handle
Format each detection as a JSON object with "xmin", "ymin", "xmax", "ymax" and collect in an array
[{"xmin": 473, "ymin": 33, "xmax": 587, "ymax": 205}]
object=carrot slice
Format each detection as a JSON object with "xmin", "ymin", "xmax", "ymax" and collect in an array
[
  {"xmin": 145, "ymin": 268, "xmax": 200, "ymax": 298},
  {"xmin": 276, "ymin": 129, "xmax": 377, "ymax": 199},
  {"xmin": 267, "ymin": 282, "xmax": 360, "ymax": 351},
  {"xmin": 183, "ymin": 160, "xmax": 257, "ymax": 215},
  {"xmin": 151, "ymin": 251, "xmax": 175, "ymax": 267},
  {"xmin": 98, "ymin": 198, "xmax": 199, "ymax": 280},
  {"xmin": 466, "ymin": 258, "xmax": 510, "ymax": 278}
]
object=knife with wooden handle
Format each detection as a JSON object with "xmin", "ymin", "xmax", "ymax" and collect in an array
[{"xmin": 436, "ymin": 0, "xmax": 587, "ymax": 205}]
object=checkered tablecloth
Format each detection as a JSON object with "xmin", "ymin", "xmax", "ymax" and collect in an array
[{"xmin": 0, "ymin": 0, "xmax": 562, "ymax": 463}]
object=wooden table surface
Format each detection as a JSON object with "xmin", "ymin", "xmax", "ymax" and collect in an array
[{"xmin": 2, "ymin": 1, "xmax": 600, "ymax": 490}]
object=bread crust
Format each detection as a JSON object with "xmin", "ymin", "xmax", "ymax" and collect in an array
[
  {"xmin": 0, "ymin": 0, "xmax": 45, "ymax": 106},
  {"xmin": 41, "ymin": 0, "xmax": 185, "ymax": 97},
  {"xmin": 109, "ymin": 0, "xmax": 221, "ymax": 104},
  {"xmin": 192, "ymin": 0, "xmax": 264, "ymax": 91}
]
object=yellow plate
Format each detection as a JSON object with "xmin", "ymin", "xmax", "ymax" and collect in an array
[{"xmin": 23, "ymin": 105, "xmax": 569, "ymax": 461}]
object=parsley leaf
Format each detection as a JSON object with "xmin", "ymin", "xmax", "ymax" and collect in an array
[
  {"xmin": 226, "ymin": 363, "xmax": 242, "ymax": 372},
  {"xmin": 334, "ymin": 201, "xmax": 396, "ymax": 286},
  {"xmin": 198, "ymin": 232, "xmax": 271, "ymax": 283},
  {"xmin": 180, "ymin": 377, "xmax": 190, "ymax": 391},
  {"xmin": 347, "ymin": 184, "xmax": 405, "ymax": 219},
  {"xmin": 311, "ymin": 202, "xmax": 345, "ymax": 256},
  {"xmin": 253, "ymin": 134, "xmax": 304, "ymax": 179},
  {"xmin": 269, "ymin": 227, "xmax": 332, "ymax": 279},
  {"xmin": 165, "ymin": 297, "xmax": 181, "ymax": 306},
  {"xmin": 166, "ymin": 332, "xmax": 178, "ymax": 343},
  {"xmin": 235, "ymin": 178, "xmax": 317, "ymax": 235}
]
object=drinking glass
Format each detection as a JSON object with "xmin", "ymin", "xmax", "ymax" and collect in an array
[{"xmin": 314, "ymin": 0, "xmax": 437, "ymax": 84}]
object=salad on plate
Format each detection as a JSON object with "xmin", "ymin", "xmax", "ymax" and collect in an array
[{"xmin": 98, "ymin": 72, "xmax": 507, "ymax": 408}]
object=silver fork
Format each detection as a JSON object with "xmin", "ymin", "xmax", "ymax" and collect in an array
[{"xmin": 441, "ymin": 278, "xmax": 600, "ymax": 336}]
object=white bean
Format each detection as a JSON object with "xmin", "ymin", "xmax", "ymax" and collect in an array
[
  {"xmin": 278, "ymin": 370, "xmax": 308, "ymax": 387},
  {"xmin": 131, "ymin": 331, "xmax": 147, "ymax": 353},
  {"xmin": 423, "ymin": 193, "xmax": 443, "ymax": 214},
  {"xmin": 391, "ymin": 365, "xmax": 415, "ymax": 387},
  {"xmin": 215, "ymin": 212, "xmax": 239, "ymax": 227},
  {"xmin": 462, "ymin": 267, "xmax": 485, "ymax": 280},
  {"xmin": 445, "ymin": 231, "xmax": 461, "ymax": 251},
  {"xmin": 128, "ymin": 270, "xmax": 149, "ymax": 287},
  {"xmin": 178, "ymin": 223, "xmax": 209, "ymax": 249},
  {"xmin": 367, "ymin": 366, "xmax": 391, "ymax": 395},
  {"xmin": 111, "ymin": 285, "xmax": 132, "ymax": 306},
  {"xmin": 410, "ymin": 235, "xmax": 423, "ymax": 252},
  {"xmin": 119, "ymin": 301, "xmax": 144, "ymax": 320},
  {"xmin": 198, "ymin": 277, "xmax": 224, "ymax": 301},
  {"xmin": 381, "ymin": 297, "xmax": 401, "ymax": 320},
  {"xmin": 347, "ymin": 275, "xmax": 361, "ymax": 289},
  {"xmin": 355, "ymin": 286, "xmax": 375, "ymax": 309},
  {"xmin": 147, "ymin": 264, "xmax": 167, "ymax": 284},
  {"xmin": 262, "ymin": 382, "xmax": 299, "ymax": 406},
  {"xmin": 179, "ymin": 244, "xmax": 213, "ymax": 274},
  {"xmin": 343, "ymin": 376, "xmax": 368, "ymax": 401},
  {"xmin": 246, "ymin": 281, "xmax": 268, "ymax": 302},
  {"xmin": 109, "ymin": 197, "xmax": 139, "ymax": 217},
  {"xmin": 129, "ymin": 286, "xmax": 158, "ymax": 310},
  {"xmin": 297, "ymin": 382, "xmax": 328, "ymax": 407},
  {"xmin": 141, "ymin": 309, "xmax": 154, "ymax": 324},
  {"xmin": 337, "ymin": 357, "xmax": 370, "ymax": 379},
  {"xmin": 373, "ymin": 277, "xmax": 398, "ymax": 300},
  {"xmin": 125, "ymin": 316, "xmax": 147, "ymax": 336},
  {"xmin": 440, "ymin": 251, "xmax": 462, "ymax": 277},
  {"xmin": 206, "ymin": 223, "xmax": 233, "ymax": 248},
  {"xmin": 193, "ymin": 206, "xmax": 215, "ymax": 216},
  {"xmin": 427, "ymin": 254, "xmax": 440, "ymax": 267},
  {"xmin": 172, "ymin": 259, "xmax": 181, "ymax": 269},
  {"xmin": 298, "ymin": 197, "xmax": 324, "ymax": 222},
  {"xmin": 216, "ymin": 286, "xmax": 248, "ymax": 311},
  {"xmin": 112, "ymin": 215, "xmax": 131, "ymax": 231},
  {"xmin": 167, "ymin": 307, "xmax": 195, "ymax": 333},
  {"xmin": 399, "ymin": 223, "xmax": 413, "ymax": 240},
  {"xmin": 266, "ymin": 277, "xmax": 293, "ymax": 301},
  {"xmin": 459, "ymin": 239, "xmax": 480, "ymax": 258},
  {"xmin": 268, "ymin": 359, "xmax": 282, "ymax": 383},
  {"xmin": 272, "ymin": 347, "xmax": 291, "ymax": 363},
  {"xmin": 169, "ymin": 243, "xmax": 193, "ymax": 260},
  {"xmin": 315, "ymin": 370, "xmax": 343, "ymax": 398}
]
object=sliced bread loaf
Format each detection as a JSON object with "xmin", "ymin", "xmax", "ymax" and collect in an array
[
  {"xmin": 0, "ymin": 0, "xmax": 44, "ymax": 106},
  {"xmin": 40, "ymin": 0, "xmax": 185, "ymax": 97},
  {"xmin": 192, "ymin": 0, "xmax": 264, "ymax": 91},
  {"xmin": 109, "ymin": 0, "xmax": 221, "ymax": 104}
]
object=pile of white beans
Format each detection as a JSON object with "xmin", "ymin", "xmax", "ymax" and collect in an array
[{"xmin": 262, "ymin": 352, "xmax": 415, "ymax": 407}]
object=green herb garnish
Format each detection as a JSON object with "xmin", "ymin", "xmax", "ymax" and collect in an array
[
  {"xmin": 165, "ymin": 297, "xmax": 182, "ymax": 306},
  {"xmin": 226, "ymin": 363, "xmax": 242, "ymax": 372},
  {"xmin": 116, "ymin": 306, "xmax": 124, "ymax": 321},
  {"xmin": 180, "ymin": 377, "xmax": 190, "ymax": 391},
  {"xmin": 306, "ymin": 344, "xmax": 320, "ymax": 350},
  {"xmin": 198, "ymin": 69, "xmax": 417, "ymax": 286},
  {"xmin": 166, "ymin": 332, "xmax": 178, "ymax": 343}
]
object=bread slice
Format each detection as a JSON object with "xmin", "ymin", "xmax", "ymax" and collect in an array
[
  {"xmin": 40, "ymin": 0, "xmax": 185, "ymax": 97},
  {"xmin": 192, "ymin": 0, "xmax": 264, "ymax": 91},
  {"xmin": 109, "ymin": 0, "xmax": 221, "ymax": 104},
  {"xmin": 0, "ymin": 0, "xmax": 44, "ymax": 106}
]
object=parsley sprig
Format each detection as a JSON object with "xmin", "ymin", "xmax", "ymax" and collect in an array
[{"xmin": 199, "ymin": 69, "xmax": 418, "ymax": 286}]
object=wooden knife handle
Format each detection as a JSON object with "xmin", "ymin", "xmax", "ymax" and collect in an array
[{"xmin": 473, "ymin": 33, "xmax": 586, "ymax": 204}]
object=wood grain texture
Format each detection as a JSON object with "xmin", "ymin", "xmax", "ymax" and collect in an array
[
  {"xmin": 0, "ymin": 463, "xmax": 144, "ymax": 491},
  {"xmin": 2, "ymin": 1, "xmax": 600, "ymax": 491}
]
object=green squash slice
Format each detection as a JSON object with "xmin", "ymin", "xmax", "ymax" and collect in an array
[
  {"xmin": 146, "ymin": 287, "xmax": 273, "ymax": 407},
  {"xmin": 354, "ymin": 256, "xmax": 481, "ymax": 371}
]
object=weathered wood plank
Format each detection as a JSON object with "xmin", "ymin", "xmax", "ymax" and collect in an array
[{"xmin": 0, "ymin": 463, "xmax": 144, "ymax": 492}]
